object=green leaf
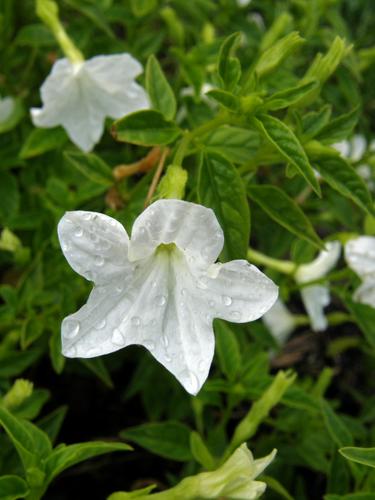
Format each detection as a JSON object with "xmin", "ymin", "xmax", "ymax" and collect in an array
[
  {"xmin": 130, "ymin": 0, "xmax": 156, "ymax": 16},
  {"xmin": 206, "ymin": 89, "xmax": 240, "ymax": 111},
  {"xmin": 80, "ymin": 358, "xmax": 113, "ymax": 389},
  {"xmin": 264, "ymin": 80, "xmax": 319, "ymax": 110},
  {"xmin": 247, "ymin": 184, "xmax": 323, "ymax": 249},
  {"xmin": 254, "ymin": 114, "xmax": 321, "ymax": 196},
  {"xmin": 341, "ymin": 296, "xmax": 375, "ymax": 349},
  {"xmin": 64, "ymin": 151, "xmax": 113, "ymax": 186},
  {"xmin": 0, "ymin": 350, "xmax": 42, "ymax": 378},
  {"xmin": 0, "ymin": 475, "xmax": 30, "ymax": 500},
  {"xmin": 214, "ymin": 320, "xmax": 241, "ymax": 381},
  {"xmin": 0, "ymin": 406, "xmax": 52, "ymax": 472},
  {"xmin": 108, "ymin": 486, "xmax": 156, "ymax": 499},
  {"xmin": 316, "ymin": 107, "xmax": 360, "ymax": 144},
  {"xmin": 19, "ymin": 127, "xmax": 68, "ymax": 159},
  {"xmin": 198, "ymin": 152, "xmax": 250, "ymax": 260},
  {"xmin": 315, "ymin": 156, "xmax": 373, "ymax": 215},
  {"xmin": 45, "ymin": 441, "xmax": 132, "ymax": 484},
  {"xmin": 256, "ymin": 32, "xmax": 304, "ymax": 78},
  {"xmin": 339, "ymin": 447, "xmax": 375, "ymax": 468},
  {"xmin": 112, "ymin": 110, "xmax": 181, "ymax": 146},
  {"xmin": 15, "ymin": 23, "xmax": 55, "ymax": 47},
  {"xmin": 204, "ymin": 126, "xmax": 260, "ymax": 164},
  {"xmin": 120, "ymin": 421, "xmax": 192, "ymax": 462},
  {"xmin": 37, "ymin": 406, "xmax": 68, "ymax": 445},
  {"xmin": 0, "ymin": 171, "xmax": 20, "ymax": 222},
  {"xmin": 320, "ymin": 399, "xmax": 353, "ymax": 448},
  {"xmin": 190, "ymin": 431, "xmax": 215, "ymax": 469},
  {"xmin": 301, "ymin": 105, "xmax": 332, "ymax": 139},
  {"xmin": 218, "ymin": 32, "xmax": 242, "ymax": 90},
  {"xmin": 146, "ymin": 55, "xmax": 176, "ymax": 120}
]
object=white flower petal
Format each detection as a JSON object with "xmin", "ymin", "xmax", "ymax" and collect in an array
[
  {"xmin": 263, "ymin": 300, "xmax": 295, "ymax": 345},
  {"xmin": 351, "ymin": 134, "xmax": 366, "ymax": 162},
  {"xmin": 204, "ymin": 260, "xmax": 278, "ymax": 323},
  {"xmin": 295, "ymin": 241, "xmax": 341, "ymax": 283},
  {"xmin": 253, "ymin": 448, "xmax": 277, "ymax": 478},
  {"xmin": 0, "ymin": 96, "xmax": 15, "ymax": 122},
  {"xmin": 353, "ymin": 279, "xmax": 375, "ymax": 307},
  {"xmin": 345, "ymin": 236, "xmax": 375, "ymax": 278},
  {"xmin": 58, "ymin": 211, "xmax": 132, "ymax": 285},
  {"xmin": 31, "ymin": 54, "xmax": 148, "ymax": 152},
  {"xmin": 300, "ymin": 284, "xmax": 330, "ymax": 331},
  {"xmin": 129, "ymin": 199, "xmax": 224, "ymax": 269},
  {"xmin": 333, "ymin": 140, "xmax": 350, "ymax": 158}
]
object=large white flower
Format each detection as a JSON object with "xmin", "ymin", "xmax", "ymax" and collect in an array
[
  {"xmin": 295, "ymin": 241, "xmax": 341, "ymax": 331},
  {"xmin": 58, "ymin": 200, "xmax": 278, "ymax": 394},
  {"xmin": 31, "ymin": 54, "xmax": 149, "ymax": 152},
  {"xmin": 345, "ymin": 236, "xmax": 375, "ymax": 307}
]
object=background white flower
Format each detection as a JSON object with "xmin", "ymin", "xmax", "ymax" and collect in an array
[
  {"xmin": 0, "ymin": 95, "xmax": 15, "ymax": 123},
  {"xmin": 295, "ymin": 241, "xmax": 341, "ymax": 331},
  {"xmin": 58, "ymin": 200, "xmax": 278, "ymax": 395},
  {"xmin": 31, "ymin": 53, "xmax": 149, "ymax": 152},
  {"xmin": 345, "ymin": 236, "xmax": 375, "ymax": 307},
  {"xmin": 263, "ymin": 299, "xmax": 296, "ymax": 345}
]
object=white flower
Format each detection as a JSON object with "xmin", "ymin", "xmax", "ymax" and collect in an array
[
  {"xmin": 0, "ymin": 95, "xmax": 15, "ymax": 123},
  {"xmin": 295, "ymin": 241, "xmax": 341, "ymax": 331},
  {"xmin": 31, "ymin": 54, "xmax": 149, "ymax": 152},
  {"xmin": 263, "ymin": 299, "xmax": 295, "ymax": 345},
  {"xmin": 345, "ymin": 236, "xmax": 375, "ymax": 307},
  {"xmin": 58, "ymin": 200, "xmax": 278, "ymax": 395}
]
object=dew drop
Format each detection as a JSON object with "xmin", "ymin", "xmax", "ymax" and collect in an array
[
  {"xmin": 139, "ymin": 227, "xmax": 146, "ymax": 236},
  {"xmin": 95, "ymin": 255, "xmax": 104, "ymax": 267},
  {"xmin": 198, "ymin": 360, "xmax": 206, "ymax": 373},
  {"xmin": 90, "ymin": 232, "xmax": 99, "ymax": 243},
  {"xmin": 131, "ymin": 316, "xmax": 141, "ymax": 327},
  {"xmin": 96, "ymin": 318, "xmax": 106, "ymax": 330},
  {"xmin": 162, "ymin": 335, "xmax": 169, "ymax": 348},
  {"xmin": 222, "ymin": 295, "xmax": 232, "ymax": 306},
  {"xmin": 61, "ymin": 242, "xmax": 70, "ymax": 252},
  {"xmin": 230, "ymin": 311, "xmax": 241, "ymax": 321},
  {"xmin": 64, "ymin": 320, "xmax": 80, "ymax": 339},
  {"xmin": 164, "ymin": 353, "xmax": 172, "ymax": 362},
  {"xmin": 181, "ymin": 288, "xmax": 187, "ymax": 296},
  {"xmin": 115, "ymin": 284, "xmax": 124, "ymax": 294},
  {"xmin": 82, "ymin": 213, "xmax": 92, "ymax": 221},
  {"xmin": 196, "ymin": 277, "xmax": 208, "ymax": 289},
  {"xmin": 179, "ymin": 369, "xmax": 199, "ymax": 394},
  {"xmin": 109, "ymin": 219, "xmax": 117, "ymax": 227},
  {"xmin": 156, "ymin": 295, "xmax": 167, "ymax": 306},
  {"xmin": 151, "ymin": 280, "xmax": 158, "ymax": 288},
  {"xmin": 111, "ymin": 328, "xmax": 124, "ymax": 346},
  {"xmin": 144, "ymin": 339, "xmax": 155, "ymax": 351},
  {"xmin": 86, "ymin": 346, "xmax": 100, "ymax": 356},
  {"xmin": 74, "ymin": 227, "xmax": 83, "ymax": 237},
  {"xmin": 201, "ymin": 247, "xmax": 211, "ymax": 259}
]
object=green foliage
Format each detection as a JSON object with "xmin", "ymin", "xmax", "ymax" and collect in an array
[{"xmin": 1, "ymin": 0, "xmax": 375, "ymax": 498}]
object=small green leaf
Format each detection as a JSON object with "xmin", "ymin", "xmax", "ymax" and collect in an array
[
  {"xmin": 316, "ymin": 107, "xmax": 360, "ymax": 144},
  {"xmin": 264, "ymin": 80, "xmax": 318, "ymax": 110},
  {"xmin": 37, "ymin": 406, "xmax": 68, "ymax": 445},
  {"xmin": 256, "ymin": 32, "xmax": 304, "ymax": 78},
  {"xmin": 198, "ymin": 152, "xmax": 250, "ymax": 260},
  {"xmin": 214, "ymin": 320, "xmax": 241, "ymax": 381},
  {"xmin": 339, "ymin": 447, "xmax": 375, "ymax": 468},
  {"xmin": 206, "ymin": 89, "xmax": 240, "ymax": 111},
  {"xmin": 0, "ymin": 350, "xmax": 42, "ymax": 378},
  {"xmin": 130, "ymin": 0, "xmax": 156, "ymax": 16},
  {"xmin": 0, "ymin": 98, "xmax": 24, "ymax": 134},
  {"xmin": 315, "ymin": 156, "xmax": 373, "ymax": 215},
  {"xmin": 0, "ymin": 171, "xmax": 20, "ymax": 222},
  {"xmin": 146, "ymin": 55, "xmax": 176, "ymax": 120},
  {"xmin": 254, "ymin": 114, "xmax": 321, "ymax": 196},
  {"xmin": 218, "ymin": 32, "xmax": 242, "ymax": 90},
  {"xmin": 45, "ymin": 441, "xmax": 132, "ymax": 484},
  {"xmin": 0, "ymin": 406, "xmax": 52, "ymax": 473},
  {"xmin": 204, "ymin": 126, "xmax": 260, "ymax": 164},
  {"xmin": 301, "ymin": 105, "xmax": 332, "ymax": 139},
  {"xmin": 341, "ymin": 296, "xmax": 375, "ymax": 349},
  {"xmin": 0, "ymin": 475, "xmax": 30, "ymax": 500},
  {"xmin": 320, "ymin": 399, "xmax": 353, "ymax": 448},
  {"xmin": 112, "ymin": 110, "xmax": 181, "ymax": 146},
  {"xmin": 80, "ymin": 358, "xmax": 113, "ymax": 389},
  {"xmin": 247, "ymin": 184, "xmax": 323, "ymax": 249},
  {"xmin": 19, "ymin": 127, "xmax": 68, "ymax": 159},
  {"xmin": 190, "ymin": 431, "xmax": 215, "ymax": 469},
  {"xmin": 120, "ymin": 421, "xmax": 192, "ymax": 461},
  {"xmin": 64, "ymin": 151, "xmax": 113, "ymax": 186}
]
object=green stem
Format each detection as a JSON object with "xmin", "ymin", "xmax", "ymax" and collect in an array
[{"xmin": 247, "ymin": 248, "xmax": 295, "ymax": 274}]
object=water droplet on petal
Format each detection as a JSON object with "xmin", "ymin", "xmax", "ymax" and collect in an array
[
  {"xmin": 196, "ymin": 277, "xmax": 208, "ymax": 289},
  {"xmin": 139, "ymin": 227, "xmax": 146, "ymax": 236},
  {"xmin": 115, "ymin": 284, "xmax": 124, "ymax": 294},
  {"xmin": 61, "ymin": 242, "xmax": 70, "ymax": 252},
  {"xmin": 144, "ymin": 339, "xmax": 155, "ymax": 351},
  {"xmin": 230, "ymin": 311, "xmax": 241, "ymax": 321},
  {"xmin": 64, "ymin": 320, "xmax": 80, "ymax": 339},
  {"xmin": 74, "ymin": 227, "xmax": 83, "ymax": 237},
  {"xmin": 131, "ymin": 316, "xmax": 141, "ymax": 327},
  {"xmin": 198, "ymin": 360, "xmax": 206, "ymax": 373},
  {"xmin": 156, "ymin": 295, "xmax": 166, "ymax": 306},
  {"xmin": 112, "ymin": 328, "xmax": 124, "ymax": 346},
  {"xmin": 109, "ymin": 219, "xmax": 117, "ymax": 227},
  {"xmin": 222, "ymin": 295, "xmax": 232, "ymax": 306},
  {"xmin": 96, "ymin": 319, "xmax": 106, "ymax": 330},
  {"xmin": 164, "ymin": 353, "xmax": 172, "ymax": 362},
  {"xmin": 179, "ymin": 369, "xmax": 199, "ymax": 394},
  {"xmin": 201, "ymin": 247, "xmax": 211, "ymax": 259},
  {"xmin": 90, "ymin": 232, "xmax": 99, "ymax": 243},
  {"xmin": 95, "ymin": 255, "xmax": 104, "ymax": 266},
  {"xmin": 162, "ymin": 335, "xmax": 169, "ymax": 348},
  {"xmin": 181, "ymin": 288, "xmax": 187, "ymax": 296},
  {"xmin": 83, "ymin": 213, "xmax": 92, "ymax": 221},
  {"xmin": 151, "ymin": 280, "xmax": 158, "ymax": 288}
]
